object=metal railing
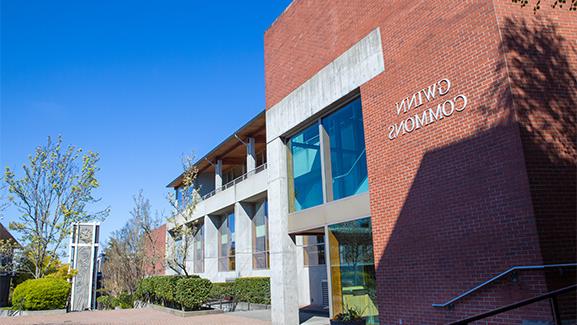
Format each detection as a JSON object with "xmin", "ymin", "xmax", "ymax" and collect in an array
[
  {"xmin": 448, "ymin": 284, "xmax": 576, "ymax": 324},
  {"xmin": 432, "ymin": 263, "xmax": 577, "ymax": 308},
  {"xmin": 202, "ymin": 163, "xmax": 267, "ymax": 200}
]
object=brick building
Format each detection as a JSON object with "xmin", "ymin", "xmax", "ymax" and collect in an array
[
  {"xmin": 263, "ymin": 0, "xmax": 576, "ymax": 324},
  {"xmin": 144, "ymin": 224, "xmax": 167, "ymax": 276},
  {"xmin": 165, "ymin": 0, "xmax": 576, "ymax": 323}
]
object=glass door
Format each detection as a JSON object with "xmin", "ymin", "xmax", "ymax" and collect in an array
[{"xmin": 328, "ymin": 217, "xmax": 379, "ymax": 324}]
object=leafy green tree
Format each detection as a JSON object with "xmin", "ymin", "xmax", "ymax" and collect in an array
[{"xmin": 4, "ymin": 136, "xmax": 108, "ymax": 278}]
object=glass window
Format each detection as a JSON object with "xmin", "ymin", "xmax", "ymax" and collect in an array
[
  {"xmin": 288, "ymin": 123, "xmax": 323, "ymax": 211},
  {"xmin": 252, "ymin": 200, "xmax": 269, "ymax": 269},
  {"xmin": 176, "ymin": 187, "xmax": 182, "ymax": 207},
  {"xmin": 322, "ymin": 97, "xmax": 368, "ymax": 200},
  {"xmin": 328, "ymin": 217, "xmax": 379, "ymax": 324},
  {"xmin": 176, "ymin": 186, "xmax": 194, "ymax": 210},
  {"xmin": 302, "ymin": 235, "xmax": 326, "ymax": 266},
  {"xmin": 193, "ymin": 222, "xmax": 204, "ymax": 274},
  {"xmin": 218, "ymin": 212, "xmax": 235, "ymax": 271},
  {"xmin": 174, "ymin": 236, "xmax": 183, "ymax": 264}
]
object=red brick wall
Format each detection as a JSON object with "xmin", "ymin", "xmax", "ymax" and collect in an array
[
  {"xmin": 265, "ymin": 0, "xmax": 575, "ymax": 323},
  {"xmin": 144, "ymin": 224, "xmax": 166, "ymax": 276}
]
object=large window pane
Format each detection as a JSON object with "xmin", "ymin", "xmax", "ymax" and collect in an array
[
  {"xmin": 302, "ymin": 235, "xmax": 326, "ymax": 266},
  {"xmin": 193, "ymin": 222, "xmax": 204, "ymax": 274},
  {"xmin": 323, "ymin": 97, "xmax": 368, "ymax": 200},
  {"xmin": 218, "ymin": 212, "xmax": 235, "ymax": 271},
  {"xmin": 252, "ymin": 200, "xmax": 269, "ymax": 269},
  {"xmin": 328, "ymin": 217, "xmax": 379, "ymax": 324},
  {"xmin": 288, "ymin": 123, "xmax": 323, "ymax": 211}
]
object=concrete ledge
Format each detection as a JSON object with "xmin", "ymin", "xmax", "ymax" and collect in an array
[{"xmin": 143, "ymin": 303, "xmax": 223, "ymax": 317}]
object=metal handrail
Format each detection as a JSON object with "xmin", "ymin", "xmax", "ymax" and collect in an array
[
  {"xmin": 448, "ymin": 284, "xmax": 577, "ymax": 324},
  {"xmin": 201, "ymin": 163, "xmax": 267, "ymax": 200},
  {"xmin": 432, "ymin": 263, "xmax": 577, "ymax": 308}
]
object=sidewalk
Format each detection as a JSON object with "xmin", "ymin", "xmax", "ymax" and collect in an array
[{"xmin": 1, "ymin": 307, "xmax": 272, "ymax": 325}]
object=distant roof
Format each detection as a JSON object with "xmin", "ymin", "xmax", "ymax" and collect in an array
[
  {"xmin": 166, "ymin": 110, "xmax": 266, "ymax": 188},
  {"xmin": 0, "ymin": 222, "xmax": 20, "ymax": 246}
]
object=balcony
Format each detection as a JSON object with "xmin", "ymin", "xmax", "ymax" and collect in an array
[{"xmin": 202, "ymin": 163, "xmax": 267, "ymax": 200}]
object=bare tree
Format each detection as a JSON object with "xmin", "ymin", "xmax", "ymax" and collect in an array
[
  {"xmin": 3, "ymin": 136, "xmax": 109, "ymax": 278},
  {"xmin": 165, "ymin": 154, "xmax": 199, "ymax": 276},
  {"xmin": 101, "ymin": 191, "xmax": 161, "ymax": 296},
  {"xmin": 132, "ymin": 191, "xmax": 163, "ymax": 276}
]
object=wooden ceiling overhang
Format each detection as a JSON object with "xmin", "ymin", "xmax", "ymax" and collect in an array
[{"xmin": 167, "ymin": 110, "xmax": 266, "ymax": 188}]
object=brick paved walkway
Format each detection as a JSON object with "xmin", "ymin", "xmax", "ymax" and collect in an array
[{"xmin": 1, "ymin": 308, "xmax": 272, "ymax": 325}]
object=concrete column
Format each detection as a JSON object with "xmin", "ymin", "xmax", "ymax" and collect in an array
[
  {"xmin": 234, "ymin": 202, "xmax": 254, "ymax": 277},
  {"xmin": 204, "ymin": 215, "xmax": 219, "ymax": 282},
  {"xmin": 215, "ymin": 159, "xmax": 223, "ymax": 191},
  {"xmin": 247, "ymin": 137, "xmax": 256, "ymax": 172},
  {"xmin": 267, "ymin": 137, "xmax": 299, "ymax": 325}
]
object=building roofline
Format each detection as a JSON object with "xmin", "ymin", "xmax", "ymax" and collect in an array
[{"xmin": 166, "ymin": 109, "xmax": 266, "ymax": 188}]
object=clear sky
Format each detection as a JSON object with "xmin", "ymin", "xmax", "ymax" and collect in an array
[{"xmin": 0, "ymin": 0, "xmax": 292, "ymax": 243}]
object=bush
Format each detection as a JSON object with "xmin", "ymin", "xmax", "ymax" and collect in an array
[
  {"xmin": 12, "ymin": 278, "xmax": 71, "ymax": 310},
  {"xmin": 234, "ymin": 277, "xmax": 270, "ymax": 305},
  {"xmin": 135, "ymin": 277, "xmax": 155, "ymax": 302},
  {"xmin": 174, "ymin": 277, "xmax": 212, "ymax": 310},
  {"xmin": 209, "ymin": 282, "xmax": 236, "ymax": 301},
  {"xmin": 114, "ymin": 292, "xmax": 134, "ymax": 309},
  {"xmin": 96, "ymin": 295, "xmax": 116, "ymax": 310},
  {"xmin": 154, "ymin": 275, "xmax": 180, "ymax": 305}
]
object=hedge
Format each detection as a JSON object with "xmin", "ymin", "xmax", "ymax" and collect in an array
[
  {"xmin": 174, "ymin": 277, "xmax": 212, "ymax": 310},
  {"xmin": 135, "ymin": 275, "xmax": 270, "ymax": 310},
  {"xmin": 234, "ymin": 277, "xmax": 270, "ymax": 305},
  {"xmin": 154, "ymin": 275, "xmax": 180, "ymax": 305},
  {"xmin": 12, "ymin": 278, "xmax": 71, "ymax": 310},
  {"xmin": 135, "ymin": 275, "xmax": 205, "ymax": 310},
  {"xmin": 209, "ymin": 282, "xmax": 236, "ymax": 301},
  {"xmin": 96, "ymin": 295, "xmax": 115, "ymax": 310}
]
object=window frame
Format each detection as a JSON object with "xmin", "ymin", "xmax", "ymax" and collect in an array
[{"xmin": 286, "ymin": 93, "xmax": 367, "ymax": 213}]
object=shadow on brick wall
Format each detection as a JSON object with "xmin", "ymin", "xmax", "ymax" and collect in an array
[
  {"xmin": 488, "ymin": 16, "xmax": 577, "ymax": 322},
  {"xmin": 375, "ymin": 17, "xmax": 576, "ymax": 324}
]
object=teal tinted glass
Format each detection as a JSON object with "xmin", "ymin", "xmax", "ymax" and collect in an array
[
  {"xmin": 289, "ymin": 123, "xmax": 323, "ymax": 211},
  {"xmin": 322, "ymin": 97, "xmax": 368, "ymax": 200}
]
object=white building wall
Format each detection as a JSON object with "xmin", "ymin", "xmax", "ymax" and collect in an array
[{"xmin": 166, "ymin": 169, "xmax": 273, "ymax": 283}]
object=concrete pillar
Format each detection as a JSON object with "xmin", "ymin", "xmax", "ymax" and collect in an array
[
  {"xmin": 267, "ymin": 137, "xmax": 299, "ymax": 325},
  {"xmin": 215, "ymin": 159, "xmax": 223, "ymax": 191},
  {"xmin": 204, "ymin": 215, "xmax": 219, "ymax": 282},
  {"xmin": 247, "ymin": 137, "xmax": 256, "ymax": 172},
  {"xmin": 234, "ymin": 202, "xmax": 254, "ymax": 277}
]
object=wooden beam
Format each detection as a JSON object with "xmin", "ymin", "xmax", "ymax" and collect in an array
[{"xmin": 220, "ymin": 157, "xmax": 245, "ymax": 165}]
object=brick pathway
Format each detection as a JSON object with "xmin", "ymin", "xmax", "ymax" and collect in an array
[{"xmin": 1, "ymin": 308, "xmax": 272, "ymax": 325}]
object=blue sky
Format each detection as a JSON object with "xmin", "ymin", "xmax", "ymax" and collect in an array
[{"xmin": 0, "ymin": 0, "xmax": 292, "ymax": 243}]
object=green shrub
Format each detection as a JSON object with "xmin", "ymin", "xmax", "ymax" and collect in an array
[
  {"xmin": 175, "ymin": 277, "xmax": 212, "ymax": 310},
  {"xmin": 96, "ymin": 295, "xmax": 116, "ymax": 310},
  {"xmin": 114, "ymin": 292, "xmax": 134, "ymax": 309},
  {"xmin": 154, "ymin": 276, "xmax": 180, "ymax": 305},
  {"xmin": 135, "ymin": 277, "xmax": 155, "ymax": 302},
  {"xmin": 209, "ymin": 282, "xmax": 236, "ymax": 301},
  {"xmin": 12, "ymin": 278, "xmax": 71, "ymax": 310},
  {"xmin": 234, "ymin": 277, "xmax": 270, "ymax": 304}
]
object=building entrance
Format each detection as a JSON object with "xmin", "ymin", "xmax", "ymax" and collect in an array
[
  {"xmin": 327, "ymin": 217, "xmax": 379, "ymax": 324},
  {"xmin": 293, "ymin": 217, "xmax": 379, "ymax": 324}
]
